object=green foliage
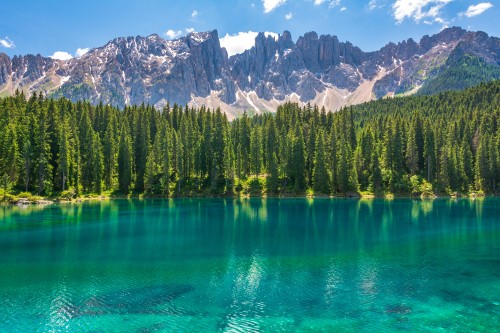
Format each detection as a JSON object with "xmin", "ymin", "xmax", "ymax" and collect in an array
[
  {"xmin": 0, "ymin": 80, "xmax": 499, "ymax": 198},
  {"xmin": 312, "ymin": 130, "xmax": 330, "ymax": 194},
  {"xmin": 59, "ymin": 188, "xmax": 76, "ymax": 200},
  {"xmin": 418, "ymin": 54, "xmax": 500, "ymax": 96}
]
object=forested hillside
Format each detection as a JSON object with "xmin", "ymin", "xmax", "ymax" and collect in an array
[
  {"xmin": 418, "ymin": 54, "xmax": 500, "ymax": 95},
  {"xmin": 0, "ymin": 80, "xmax": 499, "ymax": 199}
]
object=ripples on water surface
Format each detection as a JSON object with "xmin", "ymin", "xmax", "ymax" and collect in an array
[{"xmin": 0, "ymin": 198, "xmax": 498, "ymax": 332}]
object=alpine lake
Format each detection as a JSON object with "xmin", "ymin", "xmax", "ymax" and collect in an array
[{"xmin": 0, "ymin": 198, "xmax": 498, "ymax": 332}]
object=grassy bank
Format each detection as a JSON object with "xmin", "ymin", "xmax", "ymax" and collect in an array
[{"xmin": 0, "ymin": 174, "xmax": 490, "ymax": 206}]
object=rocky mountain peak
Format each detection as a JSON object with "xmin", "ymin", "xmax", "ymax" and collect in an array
[
  {"xmin": 186, "ymin": 30, "xmax": 219, "ymax": 44},
  {"xmin": 0, "ymin": 27, "xmax": 498, "ymax": 117}
]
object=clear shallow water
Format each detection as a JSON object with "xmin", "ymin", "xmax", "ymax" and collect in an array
[{"xmin": 0, "ymin": 198, "xmax": 498, "ymax": 333}]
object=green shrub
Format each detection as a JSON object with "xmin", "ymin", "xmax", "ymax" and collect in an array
[{"xmin": 60, "ymin": 188, "xmax": 76, "ymax": 200}]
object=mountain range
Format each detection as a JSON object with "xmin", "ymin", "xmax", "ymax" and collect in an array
[{"xmin": 1, "ymin": 26, "xmax": 499, "ymax": 118}]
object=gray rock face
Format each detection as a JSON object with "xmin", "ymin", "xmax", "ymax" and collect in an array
[
  {"xmin": 51, "ymin": 30, "xmax": 234, "ymax": 107},
  {"xmin": 0, "ymin": 53, "xmax": 12, "ymax": 85},
  {"xmin": 0, "ymin": 54, "xmax": 55, "ymax": 88},
  {"xmin": 0, "ymin": 27, "xmax": 499, "ymax": 112}
]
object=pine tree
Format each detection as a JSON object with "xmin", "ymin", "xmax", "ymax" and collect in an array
[
  {"xmin": 239, "ymin": 112, "xmax": 251, "ymax": 177},
  {"xmin": 291, "ymin": 123, "xmax": 306, "ymax": 192},
  {"xmin": 313, "ymin": 130, "xmax": 330, "ymax": 194},
  {"xmin": 459, "ymin": 139, "xmax": 473, "ymax": 192},
  {"xmin": 224, "ymin": 134, "xmax": 234, "ymax": 192},
  {"xmin": 210, "ymin": 109, "xmax": 227, "ymax": 185},
  {"xmin": 134, "ymin": 110, "xmax": 150, "ymax": 193},
  {"xmin": 118, "ymin": 121, "xmax": 133, "ymax": 193},
  {"xmin": 1, "ymin": 124, "xmax": 19, "ymax": 185},
  {"xmin": 267, "ymin": 151, "xmax": 279, "ymax": 194},
  {"xmin": 79, "ymin": 108, "xmax": 94, "ymax": 192},
  {"xmin": 265, "ymin": 117, "xmax": 278, "ymax": 172},
  {"xmin": 329, "ymin": 126, "xmax": 338, "ymax": 192},
  {"xmin": 423, "ymin": 122, "xmax": 436, "ymax": 182},
  {"xmin": 474, "ymin": 132, "xmax": 496, "ymax": 193},
  {"xmin": 355, "ymin": 128, "xmax": 374, "ymax": 191},
  {"xmin": 250, "ymin": 126, "xmax": 262, "ymax": 179},
  {"xmin": 306, "ymin": 116, "xmax": 316, "ymax": 186},
  {"xmin": 103, "ymin": 111, "xmax": 118, "ymax": 190},
  {"xmin": 92, "ymin": 132, "xmax": 103, "ymax": 193},
  {"xmin": 33, "ymin": 99, "xmax": 53, "ymax": 195},
  {"xmin": 337, "ymin": 139, "xmax": 351, "ymax": 194},
  {"xmin": 47, "ymin": 99, "xmax": 61, "ymax": 189},
  {"xmin": 406, "ymin": 122, "xmax": 419, "ymax": 175},
  {"xmin": 369, "ymin": 149, "xmax": 383, "ymax": 195},
  {"xmin": 21, "ymin": 139, "xmax": 32, "ymax": 192},
  {"xmin": 160, "ymin": 123, "xmax": 171, "ymax": 196},
  {"xmin": 144, "ymin": 149, "xmax": 157, "ymax": 195},
  {"xmin": 172, "ymin": 130, "xmax": 184, "ymax": 194},
  {"xmin": 58, "ymin": 120, "xmax": 70, "ymax": 191}
]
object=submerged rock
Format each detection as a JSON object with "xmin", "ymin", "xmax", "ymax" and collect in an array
[
  {"xmin": 77, "ymin": 284, "xmax": 195, "ymax": 316},
  {"xmin": 384, "ymin": 304, "xmax": 412, "ymax": 315}
]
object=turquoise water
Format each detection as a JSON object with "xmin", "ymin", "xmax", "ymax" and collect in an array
[{"xmin": 0, "ymin": 198, "xmax": 498, "ymax": 332}]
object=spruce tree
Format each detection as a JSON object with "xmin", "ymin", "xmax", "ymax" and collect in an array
[
  {"xmin": 144, "ymin": 149, "xmax": 157, "ymax": 195},
  {"xmin": 406, "ymin": 123, "xmax": 419, "ymax": 175},
  {"xmin": 118, "ymin": 121, "xmax": 133, "ymax": 194},
  {"xmin": 313, "ymin": 130, "xmax": 330, "ymax": 194},
  {"xmin": 369, "ymin": 149, "xmax": 383, "ymax": 195},
  {"xmin": 250, "ymin": 126, "xmax": 262, "ymax": 179},
  {"xmin": 33, "ymin": 99, "xmax": 53, "ymax": 195},
  {"xmin": 103, "ymin": 111, "xmax": 118, "ymax": 190},
  {"xmin": 160, "ymin": 122, "xmax": 171, "ymax": 196},
  {"xmin": 92, "ymin": 132, "xmax": 103, "ymax": 194},
  {"xmin": 58, "ymin": 120, "xmax": 70, "ymax": 191},
  {"xmin": 291, "ymin": 123, "xmax": 306, "ymax": 192},
  {"xmin": 1, "ymin": 124, "xmax": 19, "ymax": 185},
  {"xmin": 267, "ymin": 152, "xmax": 279, "ymax": 194}
]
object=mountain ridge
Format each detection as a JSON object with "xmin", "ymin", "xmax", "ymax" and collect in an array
[{"xmin": 1, "ymin": 27, "xmax": 499, "ymax": 118}]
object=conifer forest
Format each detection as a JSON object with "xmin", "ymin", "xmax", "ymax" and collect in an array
[{"xmin": 0, "ymin": 80, "xmax": 499, "ymax": 199}]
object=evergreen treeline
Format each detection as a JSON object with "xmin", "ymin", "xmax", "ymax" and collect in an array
[
  {"xmin": 418, "ymin": 54, "xmax": 500, "ymax": 96},
  {"xmin": 0, "ymin": 80, "xmax": 499, "ymax": 198}
]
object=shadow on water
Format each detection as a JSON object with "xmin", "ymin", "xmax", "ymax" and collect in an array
[{"xmin": 76, "ymin": 284, "xmax": 195, "ymax": 317}]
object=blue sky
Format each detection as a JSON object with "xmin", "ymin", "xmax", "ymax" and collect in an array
[{"xmin": 0, "ymin": 0, "xmax": 498, "ymax": 59}]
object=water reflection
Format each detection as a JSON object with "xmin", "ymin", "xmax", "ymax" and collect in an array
[{"xmin": 0, "ymin": 198, "xmax": 498, "ymax": 332}]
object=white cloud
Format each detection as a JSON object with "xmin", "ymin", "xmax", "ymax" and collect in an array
[
  {"xmin": 221, "ymin": 32, "xmax": 258, "ymax": 56},
  {"xmin": 340, "ymin": 6, "xmax": 347, "ymax": 11},
  {"xmin": 164, "ymin": 29, "xmax": 183, "ymax": 39},
  {"xmin": 75, "ymin": 48, "xmax": 89, "ymax": 57},
  {"xmin": 0, "ymin": 36, "xmax": 15, "ymax": 48},
  {"xmin": 313, "ymin": 0, "xmax": 341, "ymax": 8},
  {"xmin": 369, "ymin": 0, "xmax": 389, "ymax": 10},
  {"xmin": 265, "ymin": 32, "xmax": 279, "ymax": 40},
  {"xmin": 392, "ymin": 0, "xmax": 452, "ymax": 24},
  {"xmin": 50, "ymin": 51, "xmax": 73, "ymax": 60},
  {"xmin": 285, "ymin": 12, "xmax": 293, "ymax": 19},
  {"xmin": 189, "ymin": 9, "xmax": 200, "ymax": 22},
  {"xmin": 185, "ymin": 27, "xmax": 195, "ymax": 33},
  {"xmin": 329, "ymin": 0, "xmax": 341, "ymax": 8},
  {"xmin": 262, "ymin": 0, "xmax": 287, "ymax": 13},
  {"xmin": 460, "ymin": 2, "xmax": 493, "ymax": 17},
  {"xmin": 220, "ymin": 31, "xmax": 278, "ymax": 56},
  {"xmin": 188, "ymin": 10, "xmax": 200, "ymax": 23}
]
